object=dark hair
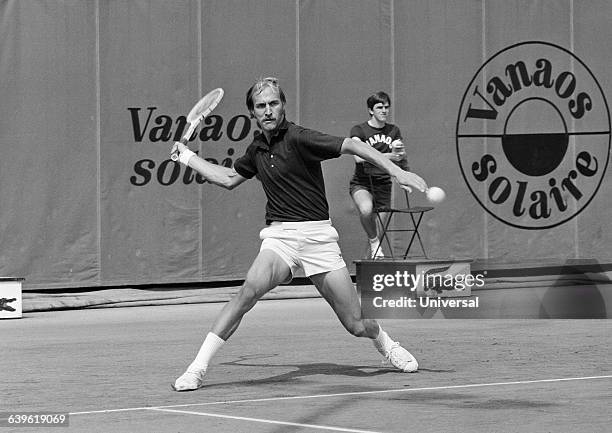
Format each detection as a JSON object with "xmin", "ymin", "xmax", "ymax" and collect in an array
[
  {"xmin": 366, "ymin": 91, "xmax": 391, "ymax": 110},
  {"xmin": 245, "ymin": 77, "xmax": 287, "ymax": 113}
]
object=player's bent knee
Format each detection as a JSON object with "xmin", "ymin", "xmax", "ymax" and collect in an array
[
  {"xmin": 344, "ymin": 320, "xmax": 368, "ymax": 338},
  {"xmin": 234, "ymin": 283, "xmax": 263, "ymax": 311}
]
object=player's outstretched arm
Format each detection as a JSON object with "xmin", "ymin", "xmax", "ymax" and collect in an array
[
  {"xmin": 341, "ymin": 138, "xmax": 427, "ymax": 193},
  {"xmin": 171, "ymin": 142, "xmax": 247, "ymax": 190},
  {"xmin": 350, "ymin": 137, "xmax": 402, "ymax": 163}
]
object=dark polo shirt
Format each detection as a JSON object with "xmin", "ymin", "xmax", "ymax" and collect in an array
[{"xmin": 234, "ymin": 119, "xmax": 344, "ymax": 224}]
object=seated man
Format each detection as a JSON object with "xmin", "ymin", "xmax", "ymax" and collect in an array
[{"xmin": 349, "ymin": 91, "xmax": 407, "ymax": 258}]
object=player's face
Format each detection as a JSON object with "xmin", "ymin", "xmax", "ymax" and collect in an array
[
  {"xmin": 371, "ymin": 102, "xmax": 390, "ymax": 123},
  {"xmin": 252, "ymin": 86, "xmax": 285, "ymax": 133}
]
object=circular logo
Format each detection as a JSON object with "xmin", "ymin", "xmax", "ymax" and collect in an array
[{"xmin": 456, "ymin": 41, "xmax": 610, "ymax": 229}]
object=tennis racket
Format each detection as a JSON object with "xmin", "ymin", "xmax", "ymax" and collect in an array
[{"xmin": 170, "ymin": 87, "xmax": 224, "ymax": 161}]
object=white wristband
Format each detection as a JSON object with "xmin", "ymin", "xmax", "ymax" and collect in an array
[{"xmin": 178, "ymin": 148, "xmax": 196, "ymax": 166}]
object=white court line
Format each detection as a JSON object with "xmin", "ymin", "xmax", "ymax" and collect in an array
[
  {"xmin": 68, "ymin": 374, "xmax": 612, "ymax": 416},
  {"xmin": 175, "ymin": 374, "xmax": 612, "ymax": 407},
  {"xmin": 149, "ymin": 407, "xmax": 381, "ymax": 433}
]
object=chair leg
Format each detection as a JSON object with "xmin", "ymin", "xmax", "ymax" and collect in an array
[
  {"xmin": 402, "ymin": 212, "xmax": 428, "ymax": 259},
  {"xmin": 375, "ymin": 211, "xmax": 394, "ymax": 259}
]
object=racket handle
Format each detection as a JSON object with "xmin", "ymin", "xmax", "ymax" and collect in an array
[
  {"xmin": 170, "ymin": 138, "xmax": 186, "ymax": 161},
  {"xmin": 170, "ymin": 117, "xmax": 199, "ymax": 161},
  {"xmin": 170, "ymin": 135, "xmax": 193, "ymax": 161}
]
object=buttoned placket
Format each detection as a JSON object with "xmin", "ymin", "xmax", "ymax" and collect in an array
[{"xmin": 258, "ymin": 124, "xmax": 287, "ymax": 171}]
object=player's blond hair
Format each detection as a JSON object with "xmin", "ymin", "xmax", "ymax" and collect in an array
[{"xmin": 245, "ymin": 77, "xmax": 287, "ymax": 114}]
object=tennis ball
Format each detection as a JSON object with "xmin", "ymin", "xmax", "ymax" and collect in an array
[
  {"xmin": 391, "ymin": 139, "xmax": 404, "ymax": 149},
  {"xmin": 426, "ymin": 186, "xmax": 446, "ymax": 204}
]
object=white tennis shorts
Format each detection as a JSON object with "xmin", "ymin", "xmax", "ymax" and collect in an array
[{"xmin": 259, "ymin": 220, "xmax": 347, "ymax": 280}]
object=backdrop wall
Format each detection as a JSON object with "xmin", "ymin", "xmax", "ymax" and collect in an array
[{"xmin": 1, "ymin": 0, "xmax": 610, "ymax": 289}]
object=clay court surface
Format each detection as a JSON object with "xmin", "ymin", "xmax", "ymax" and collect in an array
[{"xmin": 2, "ymin": 297, "xmax": 611, "ymax": 432}]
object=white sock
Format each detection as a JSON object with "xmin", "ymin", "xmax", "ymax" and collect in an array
[
  {"xmin": 374, "ymin": 326, "xmax": 394, "ymax": 351},
  {"xmin": 187, "ymin": 332, "xmax": 225, "ymax": 372},
  {"xmin": 369, "ymin": 237, "xmax": 381, "ymax": 253}
]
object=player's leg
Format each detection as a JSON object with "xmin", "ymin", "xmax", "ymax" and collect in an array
[
  {"xmin": 310, "ymin": 266, "xmax": 379, "ymax": 338},
  {"xmin": 310, "ymin": 267, "xmax": 418, "ymax": 372},
  {"xmin": 211, "ymin": 249, "xmax": 291, "ymax": 339},
  {"xmin": 173, "ymin": 249, "xmax": 291, "ymax": 391}
]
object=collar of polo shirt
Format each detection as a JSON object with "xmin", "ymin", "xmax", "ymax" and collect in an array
[{"xmin": 255, "ymin": 118, "xmax": 290, "ymax": 149}]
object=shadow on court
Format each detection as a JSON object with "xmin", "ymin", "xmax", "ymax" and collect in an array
[{"xmin": 197, "ymin": 355, "xmax": 455, "ymax": 390}]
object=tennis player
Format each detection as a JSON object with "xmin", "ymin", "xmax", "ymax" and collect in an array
[
  {"xmin": 349, "ymin": 91, "xmax": 407, "ymax": 259},
  {"xmin": 170, "ymin": 77, "xmax": 427, "ymax": 391}
]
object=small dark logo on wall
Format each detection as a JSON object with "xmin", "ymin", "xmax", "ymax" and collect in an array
[
  {"xmin": 456, "ymin": 41, "xmax": 610, "ymax": 229},
  {"xmin": 0, "ymin": 298, "xmax": 17, "ymax": 312}
]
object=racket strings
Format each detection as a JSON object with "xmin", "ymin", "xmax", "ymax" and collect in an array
[{"xmin": 187, "ymin": 88, "xmax": 224, "ymax": 122}]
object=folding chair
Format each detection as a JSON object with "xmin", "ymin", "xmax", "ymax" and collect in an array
[{"xmin": 370, "ymin": 176, "xmax": 433, "ymax": 259}]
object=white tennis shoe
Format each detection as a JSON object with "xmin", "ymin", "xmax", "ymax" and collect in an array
[
  {"xmin": 371, "ymin": 247, "xmax": 385, "ymax": 259},
  {"xmin": 374, "ymin": 340, "xmax": 419, "ymax": 372},
  {"xmin": 172, "ymin": 369, "xmax": 206, "ymax": 391}
]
